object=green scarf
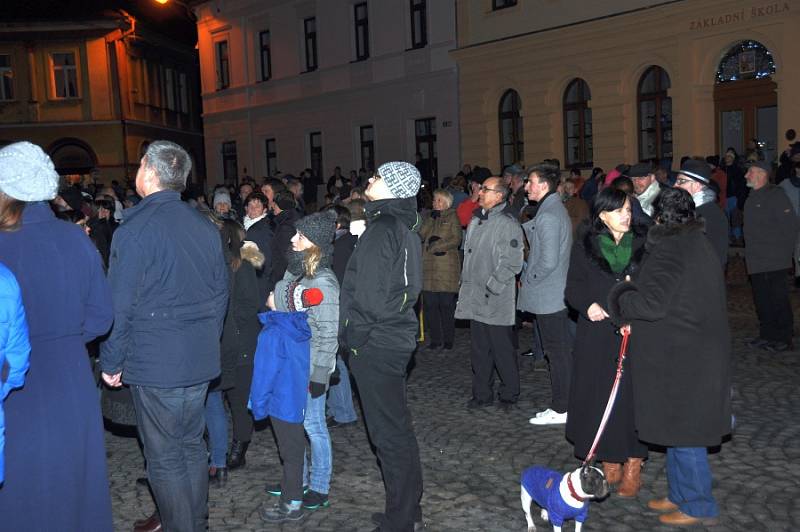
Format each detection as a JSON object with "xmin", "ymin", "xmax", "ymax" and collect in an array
[{"xmin": 598, "ymin": 231, "xmax": 633, "ymax": 274}]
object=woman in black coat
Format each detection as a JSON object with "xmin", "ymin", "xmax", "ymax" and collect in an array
[
  {"xmin": 565, "ymin": 188, "xmax": 648, "ymax": 497},
  {"xmin": 608, "ymin": 188, "xmax": 731, "ymax": 527}
]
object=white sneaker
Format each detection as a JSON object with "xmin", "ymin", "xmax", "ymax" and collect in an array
[
  {"xmin": 529, "ymin": 410, "xmax": 567, "ymax": 425},
  {"xmin": 532, "ymin": 408, "xmax": 554, "ymax": 419}
]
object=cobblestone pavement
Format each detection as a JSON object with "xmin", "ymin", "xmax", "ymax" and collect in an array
[{"xmin": 106, "ymin": 256, "xmax": 800, "ymax": 531}]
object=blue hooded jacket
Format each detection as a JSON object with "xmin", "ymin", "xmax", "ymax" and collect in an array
[
  {"xmin": 249, "ymin": 311, "xmax": 311, "ymax": 423},
  {"xmin": 0, "ymin": 263, "xmax": 31, "ymax": 483}
]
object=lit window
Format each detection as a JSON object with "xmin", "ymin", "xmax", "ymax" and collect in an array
[
  {"xmin": 0, "ymin": 54, "xmax": 14, "ymax": 101},
  {"xmin": 52, "ymin": 52, "xmax": 78, "ymax": 99},
  {"xmin": 716, "ymin": 40, "xmax": 775, "ymax": 83}
]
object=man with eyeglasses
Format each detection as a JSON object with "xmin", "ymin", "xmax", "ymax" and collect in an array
[
  {"xmin": 519, "ymin": 162, "xmax": 574, "ymax": 426},
  {"xmin": 630, "ymin": 163, "xmax": 664, "ymax": 217},
  {"xmin": 455, "ymin": 176, "xmax": 524, "ymax": 413},
  {"xmin": 673, "ymin": 160, "xmax": 728, "ymax": 268}
]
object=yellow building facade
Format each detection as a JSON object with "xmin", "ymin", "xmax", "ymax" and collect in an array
[
  {"xmin": 0, "ymin": 10, "xmax": 205, "ymax": 186},
  {"xmin": 452, "ymin": 0, "xmax": 800, "ymax": 172}
]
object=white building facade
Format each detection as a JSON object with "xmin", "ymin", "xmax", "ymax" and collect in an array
[{"xmin": 195, "ymin": 0, "xmax": 459, "ymax": 187}]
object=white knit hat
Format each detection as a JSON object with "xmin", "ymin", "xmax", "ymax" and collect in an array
[
  {"xmin": 378, "ymin": 161, "xmax": 421, "ymax": 199},
  {"xmin": 0, "ymin": 141, "xmax": 60, "ymax": 201}
]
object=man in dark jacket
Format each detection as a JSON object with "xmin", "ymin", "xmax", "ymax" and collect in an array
[
  {"xmin": 743, "ymin": 161, "xmax": 800, "ymax": 352},
  {"xmin": 268, "ymin": 191, "xmax": 301, "ymax": 293},
  {"xmin": 673, "ymin": 160, "xmax": 729, "ymax": 268},
  {"xmin": 100, "ymin": 141, "xmax": 229, "ymax": 532},
  {"xmin": 339, "ymin": 161, "xmax": 423, "ymax": 532}
]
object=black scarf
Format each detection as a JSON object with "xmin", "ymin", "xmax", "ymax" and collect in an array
[{"xmin": 528, "ymin": 190, "xmax": 557, "ymax": 219}]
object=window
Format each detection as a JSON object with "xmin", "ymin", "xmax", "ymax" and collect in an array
[
  {"xmin": 178, "ymin": 72, "xmax": 188, "ymax": 114},
  {"xmin": 304, "ymin": 18, "xmax": 318, "ymax": 72},
  {"xmin": 499, "ymin": 89, "xmax": 524, "ymax": 168},
  {"xmin": 0, "ymin": 54, "xmax": 13, "ymax": 101},
  {"xmin": 259, "ymin": 31, "xmax": 272, "ymax": 81},
  {"xmin": 563, "ymin": 78, "xmax": 593, "ymax": 168},
  {"xmin": 360, "ymin": 126, "xmax": 375, "ymax": 172},
  {"xmin": 716, "ymin": 40, "xmax": 775, "ymax": 84},
  {"xmin": 354, "ymin": 3, "xmax": 369, "ymax": 61},
  {"xmin": 638, "ymin": 66, "xmax": 672, "ymax": 163},
  {"xmin": 309, "ymin": 132, "xmax": 323, "ymax": 178},
  {"xmin": 265, "ymin": 138, "xmax": 278, "ymax": 177},
  {"xmin": 51, "ymin": 52, "xmax": 78, "ymax": 99},
  {"xmin": 415, "ymin": 117, "xmax": 437, "ymax": 185},
  {"xmin": 410, "ymin": 0, "xmax": 427, "ymax": 49},
  {"xmin": 222, "ymin": 141, "xmax": 238, "ymax": 185},
  {"xmin": 492, "ymin": 0, "xmax": 517, "ymax": 10},
  {"xmin": 216, "ymin": 40, "xmax": 230, "ymax": 90}
]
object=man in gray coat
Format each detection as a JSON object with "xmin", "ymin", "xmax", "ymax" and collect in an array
[
  {"xmin": 518, "ymin": 162, "xmax": 573, "ymax": 426},
  {"xmin": 455, "ymin": 176, "xmax": 524, "ymax": 411}
]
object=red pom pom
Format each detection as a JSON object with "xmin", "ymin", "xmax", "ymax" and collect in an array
[{"xmin": 301, "ymin": 287, "xmax": 324, "ymax": 307}]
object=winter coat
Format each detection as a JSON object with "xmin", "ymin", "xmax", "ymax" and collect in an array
[
  {"xmin": 275, "ymin": 267, "xmax": 339, "ymax": 388},
  {"xmin": 565, "ymin": 224, "xmax": 648, "ymax": 462},
  {"xmin": 0, "ymin": 202, "xmax": 114, "ymax": 531},
  {"xmin": 608, "ymin": 221, "xmax": 731, "ymax": 447},
  {"xmin": 249, "ymin": 311, "xmax": 311, "ymax": 423},
  {"xmin": 419, "ymin": 208, "xmax": 462, "ymax": 293},
  {"xmin": 0, "ymin": 263, "xmax": 30, "ymax": 483},
  {"xmin": 100, "ymin": 190, "xmax": 229, "ymax": 388},
  {"xmin": 696, "ymin": 201, "xmax": 729, "ymax": 268},
  {"xmin": 518, "ymin": 194, "xmax": 572, "ymax": 315},
  {"xmin": 339, "ymin": 197, "xmax": 422, "ymax": 356},
  {"xmin": 215, "ymin": 245, "xmax": 265, "ymax": 392},
  {"xmin": 332, "ymin": 230, "xmax": 357, "ymax": 285},
  {"xmin": 455, "ymin": 201, "xmax": 524, "ymax": 326},
  {"xmin": 743, "ymin": 184, "xmax": 800, "ymax": 274},
  {"xmin": 245, "ymin": 217, "xmax": 273, "ymax": 304},
  {"xmin": 269, "ymin": 208, "xmax": 300, "ymax": 292},
  {"xmin": 724, "ymin": 162, "xmax": 748, "ymax": 209}
]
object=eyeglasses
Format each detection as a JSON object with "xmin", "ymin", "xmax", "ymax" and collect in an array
[
  {"xmin": 674, "ymin": 177, "xmax": 693, "ymax": 186},
  {"xmin": 479, "ymin": 185, "xmax": 503, "ymax": 193}
]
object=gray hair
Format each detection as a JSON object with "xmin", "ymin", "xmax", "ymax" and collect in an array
[
  {"xmin": 143, "ymin": 140, "xmax": 192, "ymax": 192},
  {"xmin": 432, "ymin": 188, "xmax": 453, "ymax": 209}
]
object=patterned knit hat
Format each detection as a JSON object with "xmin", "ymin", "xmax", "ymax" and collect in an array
[
  {"xmin": 295, "ymin": 210, "xmax": 336, "ymax": 256},
  {"xmin": 0, "ymin": 141, "xmax": 60, "ymax": 202},
  {"xmin": 282, "ymin": 281, "xmax": 324, "ymax": 312},
  {"xmin": 378, "ymin": 161, "xmax": 421, "ymax": 199}
]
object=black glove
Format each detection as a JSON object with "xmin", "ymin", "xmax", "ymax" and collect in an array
[{"xmin": 309, "ymin": 381, "xmax": 326, "ymax": 398}]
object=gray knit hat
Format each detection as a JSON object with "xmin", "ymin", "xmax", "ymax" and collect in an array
[
  {"xmin": 0, "ymin": 141, "xmax": 60, "ymax": 202},
  {"xmin": 378, "ymin": 161, "xmax": 421, "ymax": 199},
  {"xmin": 213, "ymin": 188, "xmax": 231, "ymax": 208},
  {"xmin": 295, "ymin": 210, "xmax": 336, "ymax": 256}
]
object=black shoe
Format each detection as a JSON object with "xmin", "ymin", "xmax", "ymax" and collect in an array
[
  {"xmin": 302, "ymin": 489, "xmax": 330, "ymax": 510},
  {"xmin": 746, "ymin": 337, "xmax": 770, "ymax": 349},
  {"xmin": 519, "ymin": 349, "xmax": 535, "ymax": 357},
  {"xmin": 442, "ymin": 343, "xmax": 453, "ymax": 350},
  {"xmin": 764, "ymin": 340, "xmax": 794, "ymax": 352},
  {"xmin": 209, "ymin": 466, "xmax": 228, "ymax": 488},
  {"xmin": 327, "ymin": 418, "xmax": 356, "ymax": 429},
  {"xmin": 135, "ymin": 476, "xmax": 149, "ymax": 488},
  {"xmin": 226, "ymin": 440, "xmax": 249, "ymax": 470},
  {"xmin": 259, "ymin": 501, "xmax": 306, "ymax": 523},
  {"xmin": 497, "ymin": 399, "xmax": 516, "ymax": 413},
  {"xmin": 133, "ymin": 511, "xmax": 160, "ymax": 530},
  {"xmin": 424, "ymin": 343, "xmax": 442, "ymax": 351},
  {"xmin": 466, "ymin": 398, "xmax": 493, "ymax": 410},
  {"xmin": 371, "ymin": 512, "xmax": 424, "ymax": 531},
  {"xmin": 265, "ymin": 482, "xmax": 309, "ymax": 497}
]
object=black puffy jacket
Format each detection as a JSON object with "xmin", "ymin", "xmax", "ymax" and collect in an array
[{"xmin": 339, "ymin": 197, "xmax": 422, "ymax": 357}]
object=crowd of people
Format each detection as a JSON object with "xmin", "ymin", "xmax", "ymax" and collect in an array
[{"xmin": 0, "ymin": 132, "xmax": 797, "ymax": 531}]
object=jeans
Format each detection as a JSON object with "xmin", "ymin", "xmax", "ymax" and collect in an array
[
  {"xmin": 303, "ymin": 392, "xmax": 333, "ymax": 494},
  {"xmin": 326, "ymin": 355, "xmax": 357, "ymax": 423},
  {"xmin": 725, "ymin": 197, "xmax": 742, "ymax": 239},
  {"xmin": 666, "ymin": 447, "xmax": 719, "ymax": 518},
  {"xmin": 204, "ymin": 390, "xmax": 227, "ymax": 468},
  {"xmin": 131, "ymin": 382, "xmax": 209, "ymax": 532},
  {"xmin": 537, "ymin": 309, "xmax": 573, "ymax": 413},
  {"xmin": 350, "ymin": 348, "xmax": 423, "ymax": 532}
]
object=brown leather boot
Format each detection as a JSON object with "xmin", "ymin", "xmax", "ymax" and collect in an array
[
  {"xmin": 616, "ymin": 458, "xmax": 643, "ymax": 498},
  {"xmin": 602, "ymin": 462, "xmax": 622, "ymax": 485}
]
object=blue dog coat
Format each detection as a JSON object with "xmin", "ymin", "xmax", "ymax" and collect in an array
[{"xmin": 521, "ymin": 466, "xmax": 589, "ymax": 527}]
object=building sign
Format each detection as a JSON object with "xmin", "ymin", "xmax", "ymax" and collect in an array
[{"xmin": 689, "ymin": 2, "xmax": 790, "ymax": 30}]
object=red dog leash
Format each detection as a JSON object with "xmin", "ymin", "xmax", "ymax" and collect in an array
[{"xmin": 583, "ymin": 326, "xmax": 631, "ymax": 466}]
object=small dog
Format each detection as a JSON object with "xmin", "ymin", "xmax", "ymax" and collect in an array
[{"xmin": 520, "ymin": 465, "xmax": 609, "ymax": 532}]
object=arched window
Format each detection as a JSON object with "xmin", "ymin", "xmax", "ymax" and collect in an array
[
  {"xmin": 638, "ymin": 66, "xmax": 672, "ymax": 163},
  {"xmin": 499, "ymin": 89, "xmax": 523, "ymax": 168},
  {"xmin": 716, "ymin": 40, "xmax": 775, "ymax": 83},
  {"xmin": 48, "ymin": 138, "xmax": 97, "ymax": 175},
  {"xmin": 563, "ymin": 79, "xmax": 592, "ymax": 168}
]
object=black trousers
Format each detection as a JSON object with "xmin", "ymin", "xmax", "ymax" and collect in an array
[
  {"xmin": 422, "ymin": 291, "xmax": 456, "ymax": 346},
  {"xmin": 227, "ymin": 364, "xmax": 254, "ymax": 442},
  {"xmin": 350, "ymin": 348, "xmax": 422, "ymax": 532},
  {"xmin": 469, "ymin": 321, "xmax": 519, "ymax": 403},
  {"xmin": 751, "ymin": 270, "xmax": 794, "ymax": 343},
  {"xmin": 270, "ymin": 417, "xmax": 306, "ymax": 504},
  {"xmin": 537, "ymin": 309, "xmax": 573, "ymax": 413}
]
